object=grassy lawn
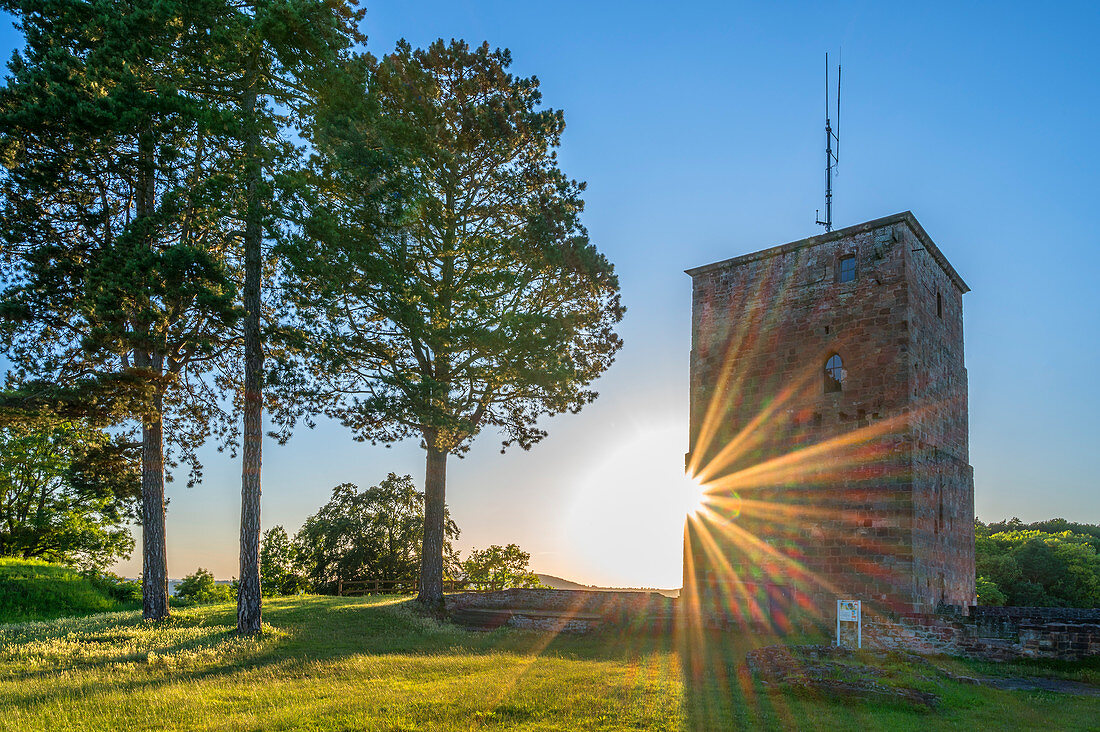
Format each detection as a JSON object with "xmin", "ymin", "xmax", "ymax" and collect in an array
[{"xmin": 0, "ymin": 595, "xmax": 1096, "ymax": 731}]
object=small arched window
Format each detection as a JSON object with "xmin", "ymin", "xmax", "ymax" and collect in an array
[
  {"xmin": 838, "ymin": 254, "xmax": 857, "ymax": 283},
  {"xmin": 824, "ymin": 354, "xmax": 844, "ymax": 393}
]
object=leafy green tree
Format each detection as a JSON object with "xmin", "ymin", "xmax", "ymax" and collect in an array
[
  {"xmin": 975, "ymin": 520, "xmax": 1100, "ymax": 607},
  {"xmin": 0, "ymin": 0, "xmax": 246, "ymax": 620},
  {"xmin": 462, "ymin": 544, "xmax": 541, "ymax": 591},
  {"xmin": 174, "ymin": 567, "xmax": 235, "ymax": 603},
  {"xmin": 986, "ymin": 517, "xmax": 1100, "ymax": 554},
  {"xmin": 975, "ymin": 575, "xmax": 1006, "ymax": 606},
  {"xmin": 287, "ymin": 39, "xmax": 624, "ymax": 606},
  {"xmin": 294, "ymin": 474, "xmax": 458, "ymax": 593},
  {"xmin": 0, "ymin": 418, "xmax": 137, "ymax": 569},
  {"xmin": 259, "ymin": 525, "xmax": 306, "ymax": 596}
]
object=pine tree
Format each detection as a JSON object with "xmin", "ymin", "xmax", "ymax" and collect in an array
[
  {"xmin": 287, "ymin": 40, "xmax": 624, "ymax": 606},
  {"xmin": 0, "ymin": 0, "xmax": 243, "ymax": 619},
  {"xmin": 215, "ymin": 0, "xmax": 364, "ymax": 633}
]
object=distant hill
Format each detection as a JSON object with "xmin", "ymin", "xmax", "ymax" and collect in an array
[{"xmin": 536, "ymin": 574, "xmax": 679, "ymax": 598}]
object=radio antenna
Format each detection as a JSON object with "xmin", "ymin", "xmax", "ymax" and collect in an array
[{"xmin": 815, "ymin": 52, "xmax": 842, "ymax": 232}]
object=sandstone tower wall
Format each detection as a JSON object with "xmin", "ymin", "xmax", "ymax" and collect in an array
[
  {"xmin": 685, "ymin": 212, "xmax": 973, "ymax": 619},
  {"xmin": 900, "ymin": 223, "xmax": 975, "ymax": 609}
]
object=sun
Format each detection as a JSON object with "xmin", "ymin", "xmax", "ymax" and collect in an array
[
  {"xmin": 562, "ymin": 423, "xmax": 701, "ymax": 588},
  {"xmin": 680, "ymin": 472, "xmax": 708, "ymax": 516}
]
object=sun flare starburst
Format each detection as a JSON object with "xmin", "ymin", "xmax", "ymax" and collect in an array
[{"xmin": 680, "ymin": 473, "xmax": 708, "ymax": 516}]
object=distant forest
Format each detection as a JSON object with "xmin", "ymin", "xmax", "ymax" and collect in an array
[{"xmin": 976, "ymin": 518, "xmax": 1100, "ymax": 607}]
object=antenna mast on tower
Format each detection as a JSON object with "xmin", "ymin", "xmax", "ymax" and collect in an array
[{"xmin": 815, "ymin": 53, "xmax": 841, "ymax": 232}]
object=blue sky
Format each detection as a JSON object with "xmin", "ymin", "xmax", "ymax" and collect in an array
[{"xmin": 1, "ymin": 1, "xmax": 1097, "ymax": 586}]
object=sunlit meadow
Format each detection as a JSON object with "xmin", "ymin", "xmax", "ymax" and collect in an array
[{"xmin": 1, "ymin": 596, "xmax": 1097, "ymax": 730}]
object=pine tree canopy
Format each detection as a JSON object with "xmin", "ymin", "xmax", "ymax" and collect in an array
[
  {"xmin": 288, "ymin": 38, "xmax": 625, "ymax": 455},
  {"xmin": 0, "ymin": 0, "xmax": 245, "ymax": 474}
]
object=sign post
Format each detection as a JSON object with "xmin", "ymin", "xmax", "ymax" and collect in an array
[{"xmin": 836, "ymin": 600, "xmax": 861, "ymax": 649}]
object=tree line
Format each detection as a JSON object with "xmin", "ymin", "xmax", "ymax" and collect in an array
[
  {"xmin": 258, "ymin": 473, "xmax": 539, "ymax": 596},
  {"xmin": 0, "ymin": 0, "xmax": 623, "ymax": 633},
  {"xmin": 975, "ymin": 518, "xmax": 1100, "ymax": 607}
]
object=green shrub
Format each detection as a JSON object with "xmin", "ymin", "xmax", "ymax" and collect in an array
[
  {"xmin": 174, "ymin": 568, "xmax": 235, "ymax": 604},
  {"xmin": 85, "ymin": 571, "xmax": 142, "ymax": 604},
  {"xmin": 975, "ymin": 575, "xmax": 1006, "ymax": 606},
  {"xmin": 0, "ymin": 558, "xmax": 136, "ymax": 623}
]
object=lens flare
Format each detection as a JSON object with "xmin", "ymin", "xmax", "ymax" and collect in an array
[{"xmin": 681, "ymin": 473, "xmax": 707, "ymax": 516}]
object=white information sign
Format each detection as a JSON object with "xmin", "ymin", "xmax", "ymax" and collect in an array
[{"xmin": 836, "ymin": 600, "xmax": 862, "ymax": 648}]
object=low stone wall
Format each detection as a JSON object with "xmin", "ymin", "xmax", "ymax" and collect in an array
[
  {"xmin": 971, "ymin": 605, "xmax": 1100, "ymax": 625},
  {"xmin": 863, "ymin": 615, "xmax": 1019, "ymax": 660},
  {"xmin": 502, "ymin": 613, "xmax": 598, "ymax": 634},
  {"xmin": 863, "ymin": 607, "xmax": 1100, "ymax": 660},
  {"xmin": 1018, "ymin": 623, "xmax": 1100, "ymax": 658},
  {"xmin": 445, "ymin": 588, "xmax": 675, "ymax": 631},
  {"xmin": 447, "ymin": 590, "xmax": 1100, "ymax": 658}
]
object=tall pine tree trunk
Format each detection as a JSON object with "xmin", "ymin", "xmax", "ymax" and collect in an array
[
  {"xmin": 237, "ymin": 61, "xmax": 264, "ymax": 634},
  {"xmin": 140, "ymin": 386, "xmax": 169, "ymax": 620},
  {"xmin": 136, "ymin": 125, "xmax": 169, "ymax": 621},
  {"xmin": 417, "ymin": 438, "xmax": 447, "ymax": 607}
]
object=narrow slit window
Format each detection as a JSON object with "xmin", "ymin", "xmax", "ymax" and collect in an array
[
  {"xmin": 838, "ymin": 255, "xmax": 856, "ymax": 283},
  {"xmin": 824, "ymin": 354, "xmax": 844, "ymax": 393},
  {"xmin": 937, "ymin": 291, "xmax": 943, "ymax": 318}
]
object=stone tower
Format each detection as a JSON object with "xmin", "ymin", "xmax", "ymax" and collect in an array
[{"xmin": 684, "ymin": 212, "xmax": 973, "ymax": 619}]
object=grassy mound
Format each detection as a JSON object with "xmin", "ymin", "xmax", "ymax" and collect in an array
[{"xmin": 0, "ymin": 558, "xmax": 137, "ymax": 624}]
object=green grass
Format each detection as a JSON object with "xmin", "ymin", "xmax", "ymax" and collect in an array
[
  {"xmin": 0, "ymin": 595, "xmax": 1095, "ymax": 730},
  {"xmin": 0, "ymin": 558, "xmax": 139, "ymax": 624}
]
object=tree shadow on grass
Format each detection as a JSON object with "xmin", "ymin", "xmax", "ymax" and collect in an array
[
  {"xmin": 676, "ymin": 625, "xmax": 985, "ymax": 730},
  {"xmin": 0, "ymin": 595, "xmax": 691, "ymax": 728},
  {"xmin": 0, "ymin": 595, "xmax": 672, "ymax": 688},
  {"xmin": 676, "ymin": 619, "xmax": 823, "ymax": 730}
]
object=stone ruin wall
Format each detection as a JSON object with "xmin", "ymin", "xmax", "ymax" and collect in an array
[
  {"xmin": 445, "ymin": 589, "xmax": 1099, "ymax": 661},
  {"xmin": 446, "ymin": 588, "xmax": 675, "ymax": 632},
  {"xmin": 864, "ymin": 606, "xmax": 1100, "ymax": 661},
  {"xmin": 445, "ymin": 587, "xmax": 675, "ymax": 617}
]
